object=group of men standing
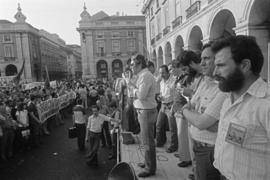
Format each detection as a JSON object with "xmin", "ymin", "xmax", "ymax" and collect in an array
[{"xmin": 127, "ymin": 35, "xmax": 270, "ymax": 180}]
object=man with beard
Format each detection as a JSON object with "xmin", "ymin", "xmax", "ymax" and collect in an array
[
  {"xmin": 212, "ymin": 35, "xmax": 270, "ymax": 180},
  {"xmin": 182, "ymin": 43, "xmax": 226, "ymax": 180}
]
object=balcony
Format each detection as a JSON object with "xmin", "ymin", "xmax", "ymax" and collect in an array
[
  {"xmin": 96, "ymin": 52, "xmax": 106, "ymax": 57},
  {"xmin": 172, "ymin": 16, "xmax": 182, "ymax": 29},
  {"xmin": 163, "ymin": 26, "xmax": 170, "ymax": 36},
  {"xmin": 4, "ymin": 57, "xmax": 16, "ymax": 61},
  {"xmin": 151, "ymin": 38, "xmax": 155, "ymax": 45},
  {"xmin": 186, "ymin": 1, "xmax": 201, "ymax": 19},
  {"xmin": 156, "ymin": 33, "xmax": 162, "ymax": 41},
  {"xmin": 112, "ymin": 52, "xmax": 121, "ymax": 57}
]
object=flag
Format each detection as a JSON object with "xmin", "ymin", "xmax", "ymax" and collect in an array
[
  {"xmin": 44, "ymin": 65, "xmax": 50, "ymax": 89},
  {"xmin": 13, "ymin": 59, "xmax": 25, "ymax": 85}
]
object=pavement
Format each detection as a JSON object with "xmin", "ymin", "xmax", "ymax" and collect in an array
[{"xmin": 0, "ymin": 108, "xmax": 116, "ymax": 180}]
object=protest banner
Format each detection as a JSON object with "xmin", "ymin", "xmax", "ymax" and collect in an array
[{"xmin": 37, "ymin": 92, "xmax": 75, "ymax": 122}]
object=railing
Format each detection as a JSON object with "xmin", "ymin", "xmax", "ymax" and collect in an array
[
  {"xmin": 151, "ymin": 38, "xmax": 155, "ymax": 45},
  {"xmin": 156, "ymin": 33, "xmax": 162, "ymax": 41},
  {"xmin": 4, "ymin": 57, "xmax": 16, "ymax": 61},
  {"xmin": 172, "ymin": 16, "xmax": 182, "ymax": 29},
  {"xmin": 186, "ymin": 1, "xmax": 201, "ymax": 19},
  {"xmin": 163, "ymin": 26, "xmax": 170, "ymax": 36},
  {"xmin": 96, "ymin": 52, "xmax": 105, "ymax": 57},
  {"xmin": 112, "ymin": 52, "xmax": 121, "ymax": 57}
]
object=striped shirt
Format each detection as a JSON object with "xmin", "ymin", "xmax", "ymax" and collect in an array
[
  {"xmin": 73, "ymin": 105, "xmax": 86, "ymax": 124},
  {"xmin": 214, "ymin": 77, "xmax": 270, "ymax": 180},
  {"xmin": 190, "ymin": 76, "xmax": 224, "ymax": 145},
  {"xmin": 160, "ymin": 75, "xmax": 176, "ymax": 103}
]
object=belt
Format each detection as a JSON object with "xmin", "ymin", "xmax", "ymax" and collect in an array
[
  {"xmin": 193, "ymin": 140, "xmax": 214, "ymax": 148},
  {"xmin": 136, "ymin": 108, "xmax": 156, "ymax": 111},
  {"xmin": 162, "ymin": 102, "xmax": 173, "ymax": 106}
]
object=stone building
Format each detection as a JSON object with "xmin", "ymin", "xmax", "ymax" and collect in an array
[
  {"xmin": 77, "ymin": 4, "xmax": 147, "ymax": 80},
  {"xmin": 66, "ymin": 44, "xmax": 82, "ymax": 79},
  {"xmin": 0, "ymin": 4, "xmax": 41, "ymax": 82},
  {"xmin": 142, "ymin": 0, "xmax": 270, "ymax": 81}
]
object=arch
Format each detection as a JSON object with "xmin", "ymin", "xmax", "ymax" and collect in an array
[
  {"xmin": 247, "ymin": 0, "xmax": 270, "ymax": 25},
  {"xmin": 96, "ymin": 60, "xmax": 108, "ymax": 79},
  {"xmin": 174, "ymin": 35, "xmax": 184, "ymax": 59},
  {"xmin": 165, "ymin": 42, "xmax": 172, "ymax": 64},
  {"xmin": 209, "ymin": 9, "xmax": 236, "ymax": 41},
  {"xmin": 188, "ymin": 25, "xmax": 203, "ymax": 54},
  {"xmin": 112, "ymin": 59, "xmax": 123, "ymax": 78},
  {"xmin": 157, "ymin": 46, "xmax": 163, "ymax": 69},
  {"xmin": 152, "ymin": 50, "xmax": 157, "ymax": 67},
  {"xmin": 5, "ymin": 64, "xmax": 17, "ymax": 76}
]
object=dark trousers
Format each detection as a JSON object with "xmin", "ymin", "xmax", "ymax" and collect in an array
[
  {"xmin": 75, "ymin": 123, "xmax": 86, "ymax": 150},
  {"xmin": 101, "ymin": 121, "xmax": 112, "ymax": 147},
  {"xmin": 86, "ymin": 131, "xmax": 101, "ymax": 164},
  {"xmin": 111, "ymin": 131, "xmax": 117, "ymax": 157},
  {"xmin": 0, "ymin": 128, "xmax": 15, "ymax": 158},
  {"xmin": 155, "ymin": 110, "xmax": 168, "ymax": 146},
  {"xmin": 29, "ymin": 122, "xmax": 41, "ymax": 147},
  {"xmin": 193, "ymin": 143, "xmax": 221, "ymax": 180},
  {"xmin": 137, "ymin": 108, "xmax": 157, "ymax": 174}
]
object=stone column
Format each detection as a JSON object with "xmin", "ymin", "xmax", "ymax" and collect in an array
[
  {"xmin": 21, "ymin": 33, "xmax": 32, "ymax": 82},
  {"xmin": 85, "ymin": 31, "xmax": 95, "ymax": 78},
  {"xmin": 80, "ymin": 32, "xmax": 88, "ymax": 78}
]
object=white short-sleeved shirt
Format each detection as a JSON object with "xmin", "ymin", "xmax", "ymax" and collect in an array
[
  {"xmin": 87, "ymin": 114, "xmax": 111, "ymax": 133},
  {"xmin": 190, "ymin": 77, "xmax": 225, "ymax": 145},
  {"xmin": 214, "ymin": 77, "xmax": 270, "ymax": 180}
]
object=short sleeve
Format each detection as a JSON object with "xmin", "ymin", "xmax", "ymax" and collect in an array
[{"xmin": 204, "ymin": 92, "xmax": 227, "ymax": 120}]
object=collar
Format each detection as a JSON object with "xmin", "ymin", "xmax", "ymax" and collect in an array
[
  {"xmin": 245, "ymin": 77, "xmax": 267, "ymax": 98},
  {"xmin": 137, "ymin": 68, "xmax": 148, "ymax": 77}
]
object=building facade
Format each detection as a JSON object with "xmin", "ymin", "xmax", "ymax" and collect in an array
[
  {"xmin": 0, "ymin": 4, "xmax": 81, "ymax": 82},
  {"xmin": 39, "ymin": 30, "xmax": 68, "ymax": 81},
  {"xmin": 67, "ymin": 44, "xmax": 82, "ymax": 79},
  {"xmin": 142, "ymin": 0, "xmax": 270, "ymax": 82},
  {"xmin": 77, "ymin": 4, "xmax": 147, "ymax": 80},
  {"xmin": 0, "ymin": 5, "xmax": 42, "ymax": 82}
]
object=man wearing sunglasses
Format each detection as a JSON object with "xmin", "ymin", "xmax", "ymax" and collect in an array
[{"xmin": 129, "ymin": 54, "xmax": 157, "ymax": 178}]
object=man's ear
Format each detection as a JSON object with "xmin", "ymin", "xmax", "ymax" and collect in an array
[{"xmin": 240, "ymin": 59, "xmax": 251, "ymax": 73}]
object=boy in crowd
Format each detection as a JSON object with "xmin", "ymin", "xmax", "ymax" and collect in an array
[{"xmin": 85, "ymin": 105, "xmax": 120, "ymax": 167}]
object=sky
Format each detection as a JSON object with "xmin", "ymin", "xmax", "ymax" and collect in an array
[{"xmin": 0, "ymin": 0, "xmax": 144, "ymax": 45}]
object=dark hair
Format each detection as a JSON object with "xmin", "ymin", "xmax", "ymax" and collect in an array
[
  {"xmin": 202, "ymin": 41, "xmax": 213, "ymax": 51},
  {"xmin": 133, "ymin": 54, "xmax": 147, "ymax": 69},
  {"xmin": 171, "ymin": 59, "xmax": 181, "ymax": 68},
  {"xmin": 91, "ymin": 105, "xmax": 99, "ymax": 110},
  {"xmin": 76, "ymin": 98, "xmax": 82, "ymax": 105},
  {"xmin": 147, "ymin": 61, "xmax": 155, "ymax": 68},
  {"xmin": 30, "ymin": 94, "xmax": 36, "ymax": 101},
  {"xmin": 159, "ymin": 64, "xmax": 169, "ymax": 73},
  {"xmin": 211, "ymin": 35, "xmax": 263, "ymax": 76},
  {"xmin": 109, "ymin": 101, "xmax": 117, "ymax": 109},
  {"xmin": 177, "ymin": 50, "xmax": 200, "ymax": 66}
]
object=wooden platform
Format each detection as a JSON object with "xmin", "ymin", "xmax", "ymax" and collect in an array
[{"xmin": 120, "ymin": 132, "xmax": 192, "ymax": 180}]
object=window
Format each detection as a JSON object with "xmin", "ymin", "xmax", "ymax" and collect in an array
[
  {"xmin": 175, "ymin": 0, "xmax": 181, "ymax": 18},
  {"xmin": 112, "ymin": 32, "xmax": 120, "ymax": 38},
  {"xmin": 96, "ymin": 32, "xmax": 104, "ymax": 39},
  {"xmin": 4, "ymin": 45, "xmax": 14, "ymax": 57},
  {"xmin": 96, "ymin": 41, "xmax": 105, "ymax": 55},
  {"xmin": 114, "ymin": 62, "xmax": 120, "ymax": 68},
  {"xmin": 127, "ymin": 39, "xmax": 136, "ymax": 52},
  {"xmin": 157, "ymin": 14, "xmax": 161, "ymax": 33},
  {"xmin": 150, "ymin": 20, "xmax": 155, "ymax": 38},
  {"xmin": 111, "ymin": 21, "xmax": 119, "ymax": 25},
  {"xmin": 127, "ymin": 31, "xmax": 134, "ymax": 37},
  {"xmin": 3, "ymin": 34, "xmax": 11, "ymax": 42},
  {"xmin": 164, "ymin": 4, "xmax": 169, "ymax": 26},
  {"xmin": 100, "ymin": 63, "xmax": 106, "ymax": 69},
  {"xmin": 112, "ymin": 40, "xmax": 120, "ymax": 52}
]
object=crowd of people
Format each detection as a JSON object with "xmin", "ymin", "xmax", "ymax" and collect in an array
[
  {"xmin": 1, "ymin": 35, "xmax": 269, "ymax": 180},
  {"xmin": 119, "ymin": 35, "xmax": 270, "ymax": 180}
]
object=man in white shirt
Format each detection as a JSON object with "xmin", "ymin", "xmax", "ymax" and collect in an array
[
  {"xmin": 156, "ymin": 65, "xmax": 178, "ymax": 153},
  {"xmin": 85, "ymin": 105, "xmax": 120, "ymax": 166},
  {"xmin": 182, "ymin": 43, "xmax": 226, "ymax": 180},
  {"xmin": 212, "ymin": 35, "xmax": 270, "ymax": 180},
  {"xmin": 129, "ymin": 54, "xmax": 157, "ymax": 178}
]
